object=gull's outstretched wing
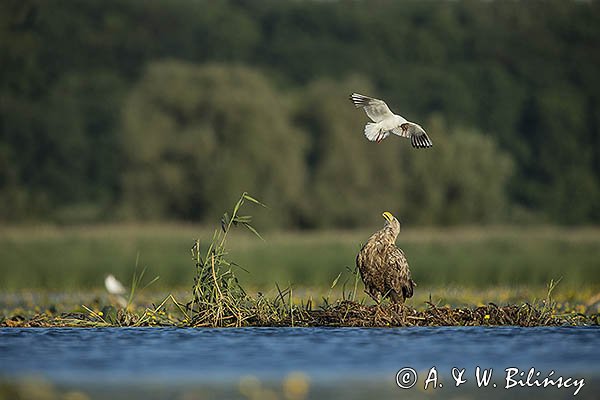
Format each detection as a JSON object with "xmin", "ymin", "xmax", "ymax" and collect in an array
[
  {"xmin": 392, "ymin": 122, "xmax": 433, "ymax": 148},
  {"xmin": 349, "ymin": 93, "xmax": 395, "ymax": 122}
]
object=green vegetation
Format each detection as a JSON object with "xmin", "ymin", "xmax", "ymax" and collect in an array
[
  {"xmin": 119, "ymin": 63, "xmax": 306, "ymax": 225},
  {"xmin": 1, "ymin": 225, "xmax": 598, "ymax": 292},
  {"xmin": 188, "ymin": 192, "xmax": 272, "ymax": 326},
  {"xmin": 2, "ymin": 282, "xmax": 598, "ymax": 328},
  {"xmin": 1, "ymin": 1, "xmax": 599, "ymax": 226},
  {"xmin": 1, "ymin": 194, "xmax": 597, "ymax": 328},
  {"xmin": 2, "ymin": 221, "xmax": 600, "ymax": 326}
]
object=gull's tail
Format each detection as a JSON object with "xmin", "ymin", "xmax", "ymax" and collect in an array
[{"xmin": 364, "ymin": 122, "xmax": 388, "ymax": 142}]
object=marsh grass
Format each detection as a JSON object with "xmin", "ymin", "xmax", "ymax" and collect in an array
[
  {"xmin": 1, "ymin": 225, "xmax": 599, "ymax": 291},
  {"xmin": 1, "ymin": 195, "xmax": 599, "ymax": 328},
  {"xmin": 185, "ymin": 193, "xmax": 265, "ymax": 326},
  {"xmin": 183, "ymin": 192, "xmax": 305, "ymax": 327},
  {"xmin": 3, "ymin": 292, "xmax": 598, "ymax": 328},
  {"xmin": 125, "ymin": 256, "xmax": 160, "ymax": 310},
  {"xmin": 2, "ymin": 266, "xmax": 598, "ymax": 328},
  {"xmin": 2, "ymin": 275, "xmax": 599, "ymax": 328}
]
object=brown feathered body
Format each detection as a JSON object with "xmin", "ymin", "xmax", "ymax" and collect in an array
[{"xmin": 356, "ymin": 216, "xmax": 415, "ymax": 304}]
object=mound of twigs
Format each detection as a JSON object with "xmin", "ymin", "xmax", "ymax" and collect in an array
[
  {"xmin": 288, "ymin": 300, "xmax": 598, "ymax": 327},
  {"xmin": 2, "ymin": 301, "xmax": 598, "ymax": 328}
]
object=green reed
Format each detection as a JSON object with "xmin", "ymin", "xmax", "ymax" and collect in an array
[{"xmin": 187, "ymin": 192, "xmax": 265, "ymax": 326}]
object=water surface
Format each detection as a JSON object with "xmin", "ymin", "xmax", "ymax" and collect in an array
[{"xmin": 1, "ymin": 326, "xmax": 598, "ymax": 399}]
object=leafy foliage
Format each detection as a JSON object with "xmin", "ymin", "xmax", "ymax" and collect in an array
[
  {"xmin": 1, "ymin": 0, "xmax": 599, "ymax": 225},
  {"xmin": 119, "ymin": 61, "xmax": 305, "ymax": 226}
]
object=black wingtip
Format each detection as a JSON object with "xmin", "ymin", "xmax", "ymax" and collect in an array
[
  {"xmin": 411, "ymin": 134, "xmax": 433, "ymax": 149},
  {"xmin": 349, "ymin": 93, "xmax": 368, "ymax": 107}
]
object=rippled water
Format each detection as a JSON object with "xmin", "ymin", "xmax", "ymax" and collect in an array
[{"xmin": 1, "ymin": 326, "xmax": 599, "ymax": 399}]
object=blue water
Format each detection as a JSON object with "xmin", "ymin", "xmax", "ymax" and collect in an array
[{"xmin": 1, "ymin": 326, "xmax": 599, "ymax": 399}]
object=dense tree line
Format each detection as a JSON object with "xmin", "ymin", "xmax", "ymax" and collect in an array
[{"xmin": 1, "ymin": 0, "xmax": 598, "ymax": 226}]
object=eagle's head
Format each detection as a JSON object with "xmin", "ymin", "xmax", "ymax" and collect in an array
[{"xmin": 382, "ymin": 211, "xmax": 401, "ymax": 238}]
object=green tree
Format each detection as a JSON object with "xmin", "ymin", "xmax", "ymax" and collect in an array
[
  {"xmin": 2, "ymin": 0, "xmax": 600, "ymax": 225},
  {"xmin": 401, "ymin": 117, "xmax": 514, "ymax": 225},
  {"xmin": 516, "ymin": 88, "xmax": 600, "ymax": 223},
  {"xmin": 119, "ymin": 61, "xmax": 306, "ymax": 226}
]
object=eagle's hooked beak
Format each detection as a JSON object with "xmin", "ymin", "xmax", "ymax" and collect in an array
[{"xmin": 382, "ymin": 211, "xmax": 394, "ymax": 223}]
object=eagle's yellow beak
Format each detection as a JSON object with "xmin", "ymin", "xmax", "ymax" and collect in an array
[{"xmin": 382, "ymin": 211, "xmax": 394, "ymax": 222}]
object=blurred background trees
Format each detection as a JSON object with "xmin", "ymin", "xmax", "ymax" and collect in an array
[
  {"xmin": 1, "ymin": 0, "xmax": 599, "ymax": 227},
  {"xmin": 120, "ymin": 61, "xmax": 305, "ymax": 227}
]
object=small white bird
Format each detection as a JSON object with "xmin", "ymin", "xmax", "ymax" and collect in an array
[
  {"xmin": 104, "ymin": 274, "xmax": 126, "ymax": 295},
  {"xmin": 349, "ymin": 93, "xmax": 433, "ymax": 148}
]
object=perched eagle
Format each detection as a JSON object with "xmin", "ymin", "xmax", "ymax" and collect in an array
[
  {"xmin": 356, "ymin": 212, "xmax": 415, "ymax": 304},
  {"xmin": 349, "ymin": 92, "xmax": 433, "ymax": 148}
]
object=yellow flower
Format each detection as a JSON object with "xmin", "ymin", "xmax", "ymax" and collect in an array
[
  {"xmin": 484, "ymin": 314, "xmax": 490, "ymax": 320},
  {"xmin": 98, "ymin": 311, "xmax": 104, "ymax": 316}
]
